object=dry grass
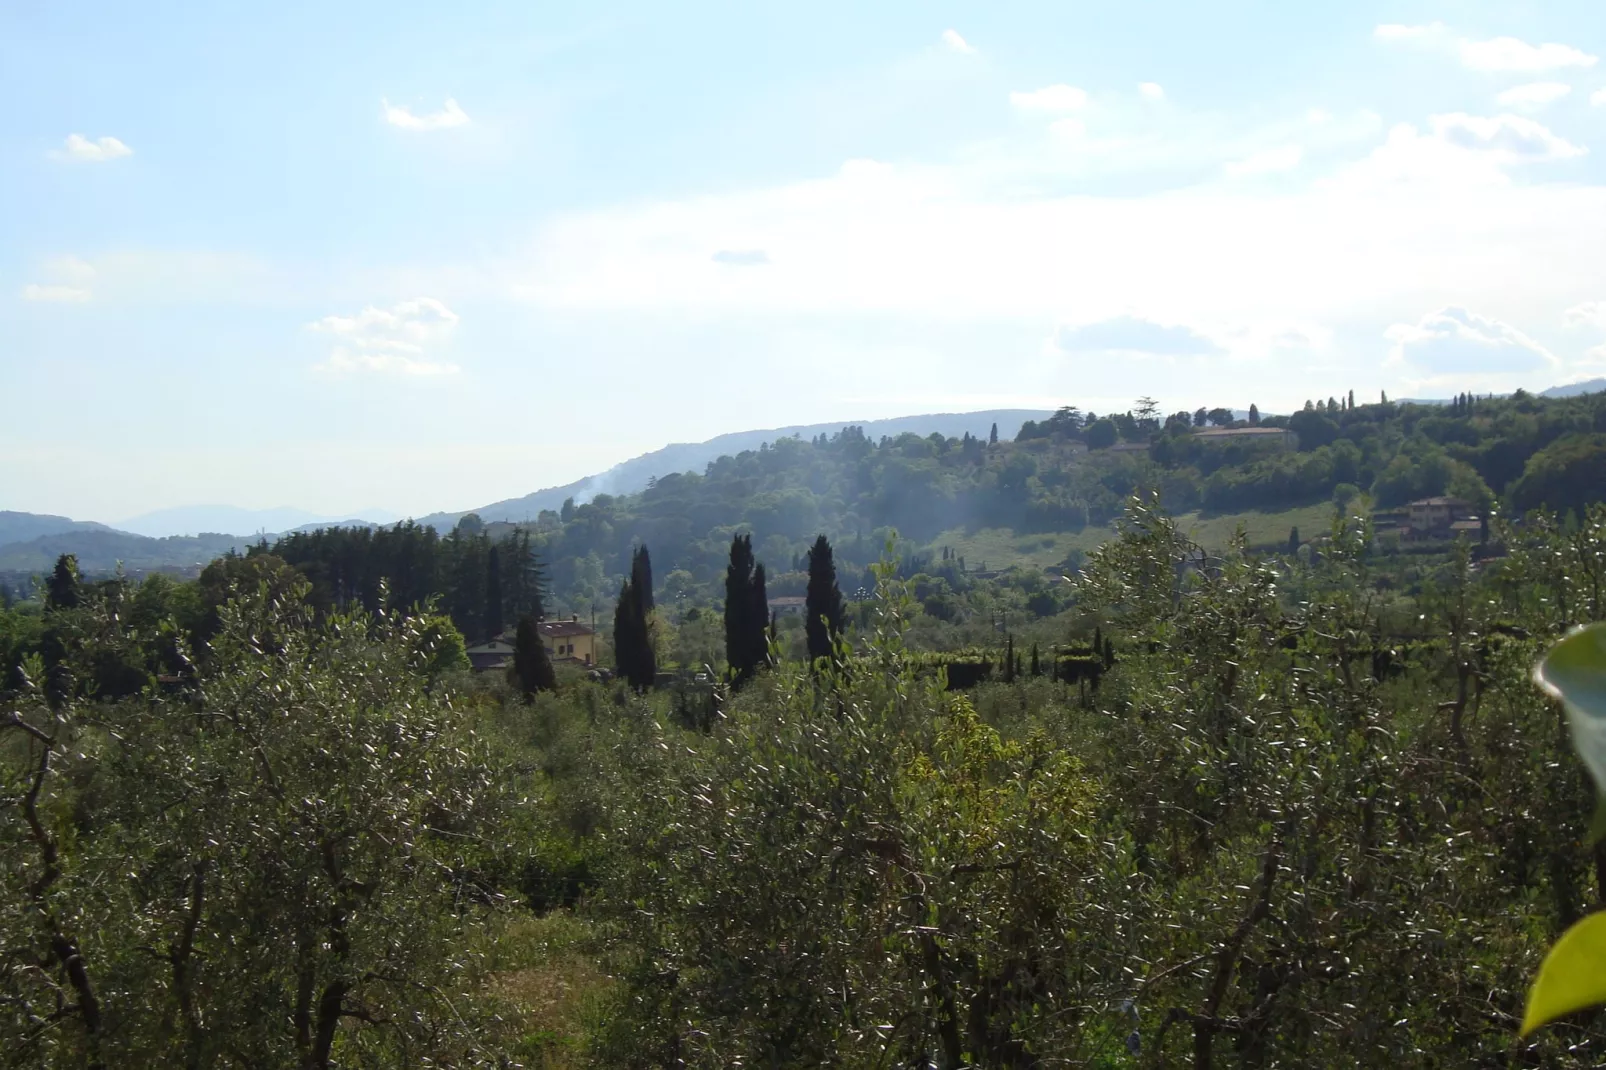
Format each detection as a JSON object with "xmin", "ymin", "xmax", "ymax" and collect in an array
[{"xmin": 479, "ymin": 911, "xmax": 618, "ymax": 1068}]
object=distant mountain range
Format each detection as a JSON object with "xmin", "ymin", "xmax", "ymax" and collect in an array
[
  {"xmin": 115, "ymin": 505, "xmax": 405, "ymax": 539},
  {"xmin": 415, "ymin": 410, "xmax": 1056, "ymax": 530},
  {"xmin": 6, "ymin": 388, "xmax": 1605, "ymax": 578}
]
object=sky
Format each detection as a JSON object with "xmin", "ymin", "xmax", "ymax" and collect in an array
[{"xmin": 5, "ymin": 0, "xmax": 1606, "ymax": 523}]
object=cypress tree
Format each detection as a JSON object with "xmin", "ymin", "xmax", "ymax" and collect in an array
[
  {"xmin": 612, "ymin": 573, "xmax": 657, "ymax": 692},
  {"xmin": 1248, "ymin": 404, "xmax": 1260, "ymax": 426},
  {"xmin": 989, "ymin": 422, "xmax": 999, "ymax": 446},
  {"xmin": 1003, "ymin": 634, "xmax": 1016, "ymax": 683},
  {"xmin": 1287, "ymin": 527, "xmax": 1301, "ymax": 555},
  {"xmin": 1348, "ymin": 389, "xmax": 1356, "ymax": 410},
  {"xmin": 512, "ymin": 614, "xmax": 556, "ymax": 698},
  {"xmin": 749, "ymin": 563, "xmax": 769, "ymax": 671},
  {"xmin": 0, "ymin": 582, "xmax": 11, "ymax": 610},
  {"xmin": 805, "ymin": 534, "xmax": 845, "ymax": 665},
  {"xmin": 1102, "ymin": 635, "xmax": 1115, "ymax": 670},
  {"xmin": 725, "ymin": 533, "xmax": 755, "ymax": 680},
  {"xmin": 632, "ymin": 545, "xmax": 654, "ymax": 613},
  {"xmin": 724, "ymin": 534, "xmax": 768, "ymax": 684},
  {"xmin": 46, "ymin": 553, "xmax": 82, "ymax": 610},
  {"xmin": 485, "ymin": 545, "xmax": 505, "ymax": 638},
  {"xmin": 1030, "ymin": 642, "xmax": 1040, "ymax": 677}
]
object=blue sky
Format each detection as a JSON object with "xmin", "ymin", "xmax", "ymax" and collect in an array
[{"xmin": 5, "ymin": 0, "xmax": 1606, "ymax": 522}]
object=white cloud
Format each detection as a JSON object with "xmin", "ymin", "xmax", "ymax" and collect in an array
[
  {"xmin": 1054, "ymin": 316, "xmax": 1221, "ymax": 356},
  {"xmin": 20, "ymin": 256, "xmax": 97, "ymax": 303},
  {"xmin": 1430, "ymin": 112, "xmax": 1584, "ymax": 160},
  {"xmin": 20, "ymin": 284, "xmax": 91, "ymax": 303},
  {"xmin": 1568, "ymin": 301, "xmax": 1606, "ymax": 329},
  {"xmin": 1496, "ymin": 82, "xmax": 1572, "ymax": 108},
  {"xmin": 316, "ymin": 349, "xmax": 461, "ymax": 377},
  {"xmin": 50, "ymin": 134, "xmax": 132, "ymax": 162},
  {"xmin": 310, "ymin": 297, "xmax": 461, "ymax": 376},
  {"xmin": 382, "ymin": 97, "xmax": 471, "ymax": 130},
  {"xmin": 1385, "ymin": 307, "xmax": 1558, "ymax": 385},
  {"xmin": 1594, "ymin": 88, "xmax": 1606, "ymax": 106},
  {"xmin": 941, "ymin": 29, "xmax": 975, "ymax": 54},
  {"xmin": 1138, "ymin": 82, "xmax": 1164, "ymax": 100},
  {"xmin": 1460, "ymin": 36, "xmax": 1597, "ymax": 73},
  {"xmin": 1009, "ymin": 84, "xmax": 1088, "ymax": 112},
  {"xmin": 1225, "ymin": 144, "xmax": 1302, "ymax": 176},
  {"xmin": 1376, "ymin": 22, "xmax": 1598, "ymax": 73}
]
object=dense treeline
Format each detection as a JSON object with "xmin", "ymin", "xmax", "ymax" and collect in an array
[{"xmin": 258, "ymin": 389, "xmax": 1606, "ymax": 616}]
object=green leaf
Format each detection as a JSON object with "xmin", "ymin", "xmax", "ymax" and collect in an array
[
  {"xmin": 1535, "ymin": 623, "xmax": 1606, "ymax": 800},
  {"xmin": 1524, "ymin": 912, "xmax": 1606, "ymax": 1035}
]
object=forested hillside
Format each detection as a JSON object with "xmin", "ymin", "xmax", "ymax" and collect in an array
[{"xmin": 247, "ymin": 388, "xmax": 1606, "ymax": 631}]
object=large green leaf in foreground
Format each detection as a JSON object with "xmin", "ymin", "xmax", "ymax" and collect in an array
[
  {"xmin": 1526, "ymin": 623, "xmax": 1606, "ymax": 1035},
  {"xmin": 1536, "ymin": 623, "xmax": 1606, "ymax": 797}
]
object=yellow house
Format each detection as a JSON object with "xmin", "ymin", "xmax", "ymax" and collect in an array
[
  {"xmin": 538, "ymin": 617, "xmax": 596, "ymax": 665},
  {"xmin": 463, "ymin": 616, "xmax": 598, "ymax": 671}
]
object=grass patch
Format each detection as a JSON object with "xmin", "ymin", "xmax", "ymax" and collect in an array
[
  {"xmin": 928, "ymin": 502, "xmax": 1345, "ymax": 571},
  {"xmin": 480, "ymin": 910, "xmax": 617, "ymax": 1069}
]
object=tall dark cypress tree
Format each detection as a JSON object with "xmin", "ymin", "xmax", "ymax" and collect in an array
[
  {"xmin": 485, "ymin": 545, "xmax": 505, "ymax": 638},
  {"xmin": 512, "ymin": 614, "xmax": 556, "ymax": 698},
  {"xmin": 1030, "ymin": 642, "xmax": 1040, "ymax": 677},
  {"xmin": 1248, "ymin": 403, "xmax": 1260, "ymax": 426},
  {"xmin": 804, "ymin": 534, "xmax": 845, "ymax": 665},
  {"xmin": 724, "ymin": 534, "xmax": 769, "ymax": 684},
  {"xmin": 749, "ymin": 563, "xmax": 769, "ymax": 670},
  {"xmin": 631, "ymin": 545, "xmax": 654, "ymax": 613},
  {"xmin": 613, "ymin": 569, "xmax": 656, "ymax": 692},
  {"xmin": 989, "ymin": 422, "xmax": 999, "ymax": 446},
  {"xmin": 46, "ymin": 553, "xmax": 82, "ymax": 610}
]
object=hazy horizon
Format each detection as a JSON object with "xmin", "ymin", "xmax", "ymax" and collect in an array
[{"xmin": 7, "ymin": 0, "xmax": 1606, "ymax": 520}]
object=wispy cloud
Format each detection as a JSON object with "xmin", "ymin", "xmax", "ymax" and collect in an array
[
  {"xmin": 941, "ymin": 29, "xmax": 975, "ymax": 55},
  {"xmin": 1376, "ymin": 22, "xmax": 1598, "ymax": 73},
  {"xmin": 382, "ymin": 98, "xmax": 471, "ymax": 131},
  {"xmin": 50, "ymin": 134, "xmax": 132, "ymax": 162},
  {"xmin": 21, "ymin": 283, "xmax": 91, "ymax": 303},
  {"xmin": 1594, "ymin": 88, "xmax": 1606, "ymax": 106},
  {"xmin": 1385, "ymin": 306, "xmax": 1558, "ymax": 388},
  {"xmin": 1496, "ymin": 82, "xmax": 1573, "ymax": 108},
  {"xmin": 1009, "ymin": 84, "xmax": 1088, "ymax": 112},
  {"xmin": 1138, "ymin": 82, "xmax": 1165, "ymax": 101},
  {"xmin": 1431, "ymin": 112, "xmax": 1584, "ymax": 160},
  {"xmin": 310, "ymin": 297, "xmax": 461, "ymax": 376}
]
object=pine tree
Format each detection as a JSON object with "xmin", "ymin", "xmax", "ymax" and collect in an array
[
  {"xmin": 1248, "ymin": 404, "xmax": 1260, "ymax": 426},
  {"xmin": 46, "ymin": 553, "xmax": 81, "ymax": 610},
  {"xmin": 632, "ymin": 545, "xmax": 654, "ymax": 613},
  {"xmin": 512, "ymin": 614, "xmax": 556, "ymax": 698},
  {"xmin": 989, "ymin": 422, "xmax": 999, "ymax": 446},
  {"xmin": 804, "ymin": 535, "xmax": 845, "ymax": 665},
  {"xmin": 485, "ymin": 545, "xmax": 505, "ymax": 638}
]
